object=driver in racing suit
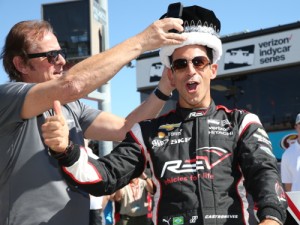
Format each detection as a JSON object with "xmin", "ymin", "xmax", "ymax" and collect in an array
[{"xmin": 42, "ymin": 4, "xmax": 287, "ymax": 225}]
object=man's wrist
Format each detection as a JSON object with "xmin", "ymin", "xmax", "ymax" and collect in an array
[
  {"xmin": 154, "ymin": 87, "xmax": 172, "ymax": 101},
  {"xmin": 49, "ymin": 141, "xmax": 74, "ymax": 160},
  {"xmin": 262, "ymin": 216, "xmax": 283, "ymax": 225},
  {"xmin": 48, "ymin": 141, "xmax": 81, "ymax": 167}
]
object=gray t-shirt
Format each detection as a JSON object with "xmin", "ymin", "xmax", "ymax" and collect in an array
[{"xmin": 0, "ymin": 82, "xmax": 101, "ymax": 225}]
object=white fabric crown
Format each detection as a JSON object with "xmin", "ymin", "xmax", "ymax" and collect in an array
[{"xmin": 160, "ymin": 21, "xmax": 222, "ymax": 68}]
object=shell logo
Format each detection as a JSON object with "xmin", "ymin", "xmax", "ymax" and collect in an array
[
  {"xmin": 280, "ymin": 133, "xmax": 298, "ymax": 150},
  {"xmin": 158, "ymin": 131, "xmax": 166, "ymax": 139}
]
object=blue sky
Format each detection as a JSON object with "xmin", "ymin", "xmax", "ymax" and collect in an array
[{"xmin": 0, "ymin": 0, "xmax": 300, "ymax": 117}]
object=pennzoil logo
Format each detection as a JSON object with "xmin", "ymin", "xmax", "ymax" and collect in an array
[{"xmin": 280, "ymin": 133, "xmax": 298, "ymax": 150}]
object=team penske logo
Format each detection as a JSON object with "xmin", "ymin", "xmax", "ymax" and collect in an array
[
  {"xmin": 208, "ymin": 119, "xmax": 231, "ymax": 127},
  {"xmin": 160, "ymin": 147, "xmax": 232, "ymax": 177}
]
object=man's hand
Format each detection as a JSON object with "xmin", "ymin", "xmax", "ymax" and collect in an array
[
  {"xmin": 137, "ymin": 17, "xmax": 186, "ymax": 52},
  {"xmin": 41, "ymin": 100, "xmax": 69, "ymax": 153},
  {"xmin": 157, "ymin": 66, "xmax": 174, "ymax": 96}
]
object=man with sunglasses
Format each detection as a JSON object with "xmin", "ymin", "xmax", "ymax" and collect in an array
[
  {"xmin": 26, "ymin": 48, "xmax": 67, "ymax": 64},
  {"xmin": 0, "ymin": 18, "xmax": 186, "ymax": 225},
  {"xmin": 41, "ymin": 4, "xmax": 287, "ymax": 225}
]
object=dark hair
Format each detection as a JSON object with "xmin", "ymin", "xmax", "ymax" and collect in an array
[
  {"xmin": 169, "ymin": 46, "xmax": 214, "ymax": 66},
  {"xmin": 205, "ymin": 46, "xmax": 213, "ymax": 64},
  {"xmin": 0, "ymin": 20, "xmax": 54, "ymax": 82}
]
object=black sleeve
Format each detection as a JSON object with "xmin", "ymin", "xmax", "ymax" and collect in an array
[
  {"xmin": 237, "ymin": 114, "xmax": 287, "ymax": 224},
  {"xmin": 52, "ymin": 130, "xmax": 146, "ymax": 197}
]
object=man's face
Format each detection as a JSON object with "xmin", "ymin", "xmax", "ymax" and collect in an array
[
  {"xmin": 19, "ymin": 32, "xmax": 66, "ymax": 83},
  {"xmin": 169, "ymin": 45, "xmax": 218, "ymax": 108}
]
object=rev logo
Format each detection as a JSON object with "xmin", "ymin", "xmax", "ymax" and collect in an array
[{"xmin": 160, "ymin": 147, "xmax": 232, "ymax": 177}]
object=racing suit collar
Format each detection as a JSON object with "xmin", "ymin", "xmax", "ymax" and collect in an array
[{"xmin": 176, "ymin": 100, "xmax": 216, "ymax": 120}]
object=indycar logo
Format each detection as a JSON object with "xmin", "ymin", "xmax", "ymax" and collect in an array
[{"xmin": 161, "ymin": 147, "xmax": 232, "ymax": 177}]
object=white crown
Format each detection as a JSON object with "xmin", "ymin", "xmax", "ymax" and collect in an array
[
  {"xmin": 183, "ymin": 20, "xmax": 220, "ymax": 37},
  {"xmin": 159, "ymin": 25, "xmax": 223, "ymax": 68}
]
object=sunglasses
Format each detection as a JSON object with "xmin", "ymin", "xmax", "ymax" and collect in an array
[
  {"xmin": 27, "ymin": 49, "xmax": 67, "ymax": 64},
  {"xmin": 171, "ymin": 56, "xmax": 211, "ymax": 71}
]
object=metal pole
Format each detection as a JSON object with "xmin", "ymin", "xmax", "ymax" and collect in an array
[{"xmin": 97, "ymin": 0, "xmax": 113, "ymax": 157}]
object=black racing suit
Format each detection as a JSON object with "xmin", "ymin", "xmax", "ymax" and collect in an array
[{"xmin": 55, "ymin": 101, "xmax": 287, "ymax": 225}]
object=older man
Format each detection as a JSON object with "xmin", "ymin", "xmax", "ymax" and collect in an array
[{"xmin": 0, "ymin": 16, "xmax": 185, "ymax": 225}]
